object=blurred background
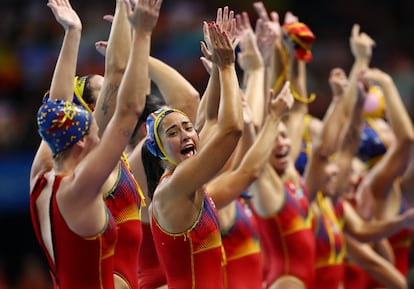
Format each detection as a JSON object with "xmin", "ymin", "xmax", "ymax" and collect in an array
[{"xmin": 1, "ymin": 0, "xmax": 414, "ymax": 288}]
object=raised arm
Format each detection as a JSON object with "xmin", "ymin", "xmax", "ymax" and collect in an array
[
  {"xmin": 163, "ymin": 22, "xmax": 243, "ymax": 197},
  {"xmin": 149, "ymin": 57, "xmax": 200, "ymax": 123},
  {"xmin": 30, "ymin": 0, "xmax": 82, "ymax": 185},
  {"xmin": 358, "ymin": 68, "xmax": 414, "ymax": 217},
  {"xmin": 208, "ymin": 82, "xmax": 293, "ymax": 209},
  {"xmin": 93, "ymin": 0, "xmax": 132, "ymax": 136},
  {"xmin": 73, "ymin": 0, "xmax": 160, "ymax": 195},
  {"xmin": 304, "ymin": 71, "xmax": 347, "ymax": 199},
  {"xmin": 236, "ymin": 12, "xmax": 265, "ymax": 130},
  {"xmin": 282, "ymin": 12, "xmax": 315, "ymax": 162},
  {"xmin": 197, "ymin": 6, "xmax": 237, "ymax": 139}
]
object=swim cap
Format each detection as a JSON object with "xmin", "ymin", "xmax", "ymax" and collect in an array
[
  {"xmin": 283, "ymin": 22, "xmax": 316, "ymax": 63},
  {"xmin": 363, "ymin": 85, "xmax": 385, "ymax": 119},
  {"xmin": 145, "ymin": 107, "xmax": 187, "ymax": 165},
  {"xmin": 42, "ymin": 75, "xmax": 93, "ymax": 113},
  {"xmin": 37, "ymin": 99, "xmax": 92, "ymax": 156},
  {"xmin": 73, "ymin": 75, "xmax": 93, "ymax": 112},
  {"xmin": 358, "ymin": 120, "xmax": 387, "ymax": 167}
]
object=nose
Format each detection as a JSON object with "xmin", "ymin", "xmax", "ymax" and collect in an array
[{"xmin": 181, "ymin": 129, "xmax": 191, "ymax": 141}]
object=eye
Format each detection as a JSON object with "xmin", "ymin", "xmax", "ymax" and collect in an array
[
  {"xmin": 185, "ymin": 126, "xmax": 194, "ymax": 132},
  {"xmin": 167, "ymin": 131, "xmax": 178, "ymax": 137}
]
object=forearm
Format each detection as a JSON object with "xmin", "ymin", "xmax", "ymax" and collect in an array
[
  {"xmin": 286, "ymin": 60, "xmax": 308, "ymax": 160},
  {"xmin": 116, "ymin": 30, "xmax": 151, "ymax": 114},
  {"xmin": 95, "ymin": 0, "xmax": 131, "ymax": 134},
  {"xmin": 351, "ymin": 216, "xmax": 405, "ymax": 243},
  {"xmin": 218, "ymin": 65, "xmax": 243, "ymax": 132},
  {"xmin": 149, "ymin": 57, "xmax": 200, "ymax": 122},
  {"xmin": 240, "ymin": 113, "xmax": 280, "ymax": 176},
  {"xmin": 49, "ymin": 27, "xmax": 81, "ymax": 101},
  {"xmin": 379, "ymin": 75, "xmax": 414, "ymax": 142},
  {"xmin": 245, "ymin": 67, "xmax": 265, "ymax": 130},
  {"xmin": 346, "ymin": 235, "xmax": 407, "ymax": 289}
]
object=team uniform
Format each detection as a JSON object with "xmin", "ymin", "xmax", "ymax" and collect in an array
[
  {"xmin": 221, "ymin": 198, "xmax": 262, "ymax": 289},
  {"xmin": 254, "ymin": 174, "xmax": 316, "ymax": 289},
  {"xmin": 151, "ymin": 186, "xmax": 224, "ymax": 289},
  {"xmin": 30, "ymin": 175, "xmax": 117, "ymax": 289},
  {"xmin": 312, "ymin": 193, "xmax": 346, "ymax": 289},
  {"xmin": 138, "ymin": 223, "xmax": 167, "ymax": 289},
  {"xmin": 104, "ymin": 157, "xmax": 145, "ymax": 289}
]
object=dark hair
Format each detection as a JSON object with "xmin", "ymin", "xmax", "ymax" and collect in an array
[
  {"xmin": 129, "ymin": 94, "xmax": 166, "ymax": 146},
  {"xmin": 82, "ymin": 75, "xmax": 95, "ymax": 105},
  {"xmin": 141, "ymin": 143, "xmax": 164, "ymax": 200}
]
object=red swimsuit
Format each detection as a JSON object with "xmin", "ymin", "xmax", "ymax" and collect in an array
[
  {"xmin": 30, "ymin": 175, "xmax": 117, "ymax": 289},
  {"xmin": 151, "ymin": 193, "xmax": 224, "ymax": 289},
  {"xmin": 105, "ymin": 159, "xmax": 144, "ymax": 289},
  {"xmin": 255, "ymin": 175, "xmax": 316, "ymax": 289},
  {"xmin": 221, "ymin": 198, "xmax": 262, "ymax": 289}
]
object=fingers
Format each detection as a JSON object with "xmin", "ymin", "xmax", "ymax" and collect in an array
[
  {"xmin": 253, "ymin": 1, "xmax": 270, "ymax": 21},
  {"xmin": 103, "ymin": 14, "xmax": 114, "ymax": 23},
  {"xmin": 200, "ymin": 41, "xmax": 212, "ymax": 60},
  {"xmin": 351, "ymin": 23, "xmax": 360, "ymax": 38}
]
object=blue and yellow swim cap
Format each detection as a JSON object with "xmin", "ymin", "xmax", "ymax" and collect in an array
[
  {"xmin": 37, "ymin": 99, "xmax": 92, "ymax": 156},
  {"xmin": 42, "ymin": 75, "xmax": 94, "ymax": 113},
  {"xmin": 145, "ymin": 107, "xmax": 187, "ymax": 166},
  {"xmin": 358, "ymin": 120, "xmax": 387, "ymax": 167}
]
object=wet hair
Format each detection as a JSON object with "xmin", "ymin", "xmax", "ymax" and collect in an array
[
  {"xmin": 80, "ymin": 75, "xmax": 96, "ymax": 106},
  {"xmin": 129, "ymin": 94, "xmax": 166, "ymax": 146},
  {"xmin": 141, "ymin": 143, "xmax": 164, "ymax": 200}
]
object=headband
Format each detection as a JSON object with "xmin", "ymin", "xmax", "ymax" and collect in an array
[{"xmin": 145, "ymin": 107, "xmax": 187, "ymax": 166}]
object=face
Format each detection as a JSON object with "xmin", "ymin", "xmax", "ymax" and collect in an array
[
  {"xmin": 158, "ymin": 112, "xmax": 199, "ymax": 165},
  {"xmin": 269, "ymin": 122, "xmax": 291, "ymax": 175},
  {"xmin": 323, "ymin": 162, "xmax": 338, "ymax": 197},
  {"xmin": 342, "ymin": 158, "xmax": 366, "ymax": 201}
]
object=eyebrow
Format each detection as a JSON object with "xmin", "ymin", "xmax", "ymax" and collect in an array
[{"xmin": 165, "ymin": 121, "xmax": 191, "ymax": 134}]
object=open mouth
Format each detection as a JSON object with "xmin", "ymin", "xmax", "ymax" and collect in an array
[
  {"xmin": 275, "ymin": 150, "xmax": 288, "ymax": 159},
  {"xmin": 181, "ymin": 145, "xmax": 195, "ymax": 157}
]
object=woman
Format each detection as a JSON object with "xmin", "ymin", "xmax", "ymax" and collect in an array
[
  {"xmin": 29, "ymin": 0, "xmax": 159, "ymax": 288},
  {"xmin": 143, "ymin": 22, "xmax": 243, "ymax": 289}
]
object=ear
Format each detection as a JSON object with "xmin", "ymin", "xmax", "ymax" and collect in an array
[
  {"xmin": 140, "ymin": 122, "xmax": 147, "ymax": 136},
  {"xmin": 75, "ymin": 138, "xmax": 87, "ymax": 150}
]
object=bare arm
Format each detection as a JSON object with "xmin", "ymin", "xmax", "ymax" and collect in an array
[
  {"xmin": 345, "ymin": 235, "xmax": 408, "ymax": 289},
  {"xmin": 149, "ymin": 57, "xmax": 200, "ymax": 123},
  {"xmin": 208, "ymin": 82, "xmax": 293, "ymax": 209},
  {"xmin": 71, "ymin": 0, "xmax": 159, "ymax": 198},
  {"xmin": 344, "ymin": 200, "xmax": 414, "ymax": 242},
  {"xmin": 359, "ymin": 68, "xmax": 414, "ymax": 217},
  {"xmin": 236, "ymin": 12, "xmax": 265, "ymax": 130},
  {"xmin": 159, "ymin": 23, "xmax": 243, "ymax": 198},
  {"xmin": 94, "ymin": 0, "xmax": 132, "ymax": 136},
  {"xmin": 31, "ymin": 0, "xmax": 82, "ymax": 186}
]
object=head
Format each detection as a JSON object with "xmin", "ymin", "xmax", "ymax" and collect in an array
[
  {"xmin": 73, "ymin": 74, "xmax": 103, "ymax": 112},
  {"xmin": 42, "ymin": 74, "xmax": 103, "ymax": 114},
  {"xmin": 145, "ymin": 107, "xmax": 198, "ymax": 167},
  {"xmin": 363, "ymin": 85, "xmax": 385, "ymax": 119},
  {"xmin": 129, "ymin": 94, "xmax": 166, "ymax": 147},
  {"xmin": 37, "ymin": 99, "xmax": 95, "ymax": 158},
  {"xmin": 342, "ymin": 157, "xmax": 367, "ymax": 201},
  {"xmin": 270, "ymin": 122, "xmax": 291, "ymax": 175},
  {"xmin": 358, "ymin": 118, "xmax": 394, "ymax": 168},
  {"xmin": 282, "ymin": 22, "xmax": 316, "ymax": 63},
  {"xmin": 322, "ymin": 162, "xmax": 339, "ymax": 198}
]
